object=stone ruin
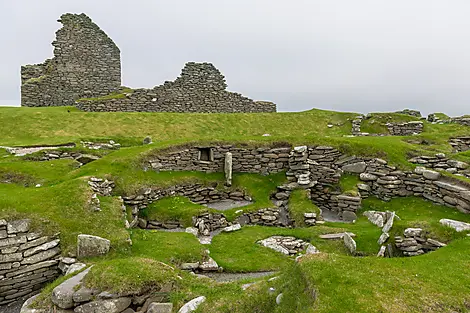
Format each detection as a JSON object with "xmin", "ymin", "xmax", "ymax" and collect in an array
[
  {"xmin": 21, "ymin": 13, "xmax": 121, "ymax": 107},
  {"xmin": 21, "ymin": 13, "xmax": 276, "ymax": 113}
]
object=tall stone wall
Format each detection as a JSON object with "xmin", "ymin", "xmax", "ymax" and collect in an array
[
  {"xmin": 21, "ymin": 13, "xmax": 121, "ymax": 107},
  {"xmin": 77, "ymin": 62, "xmax": 277, "ymax": 113},
  {"xmin": 0, "ymin": 219, "xmax": 61, "ymax": 306}
]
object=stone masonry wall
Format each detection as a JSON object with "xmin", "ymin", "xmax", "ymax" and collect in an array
[
  {"xmin": 0, "ymin": 219, "xmax": 61, "ymax": 305},
  {"xmin": 450, "ymin": 137, "xmax": 470, "ymax": 152},
  {"xmin": 148, "ymin": 145, "xmax": 290, "ymax": 175},
  {"xmin": 21, "ymin": 13, "xmax": 121, "ymax": 107},
  {"xmin": 386, "ymin": 121, "xmax": 424, "ymax": 136},
  {"xmin": 77, "ymin": 62, "xmax": 276, "ymax": 113}
]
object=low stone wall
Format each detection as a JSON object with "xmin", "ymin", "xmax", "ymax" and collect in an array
[
  {"xmin": 451, "ymin": 117, "xmax": 470, "ymax": 127},
  {"xmin": 148, "ymin": 145, "xmax": 291, "ymax": 175},
  {"xmin": 408, "ymin": 154, "xmax": 469, "ymax": 177},
  {"xmin": 0, "ymin": 219, "xmax": 61, "ymax": 306},
  {"xmin": 123, "ymin": 183, "xmax": 250, "ymax": 219},
  {"xmin": 356, "ymin": 163, "xmax": 470, "ymax": 214},
  {"xmin": 450, "ymin": 137, "xmax": 470, "ymax": 152},
  {"xmin": 386, "ymin": 121, "xmax": 423, "ymax": 135}
]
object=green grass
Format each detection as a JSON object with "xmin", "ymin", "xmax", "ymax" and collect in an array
[
  {"xmin": 338, "ymin": 173, "xmax": 360, "ymax": 195},
  {"xmin": 295, "ymin": 238, "xmax": 470, "ymax": 312},
  {"xmin": 288, "ymin": 189, "xmax": 320, "ymax": 227},
  {"xmin": 131, "ymin": 230, "xmax": 204, "ymax": 265},
  {"xmin": 83, "ymin": 257, "xmax": 180, "ymax": 294},
  {"xmin": 142, "ymin": 196, "xmax": 211, "ymax": 227},
  {"xmin": 0, "ymin": 179, "xmax": 129, "ymax": 254}
]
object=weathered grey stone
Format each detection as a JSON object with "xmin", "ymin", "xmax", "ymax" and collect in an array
[
  {"xmin": 382, "ymin": 212, "xmax": 396, "ymax": 233},
  {"xmin": 7, "ymin": 219, "xmax": 30, "ymax": 234},
  {"xmin": 147, "ymin": 302, "xmax": 173, "ymax": 313},
  {"xmin": 440, "ymin": 219, "xmax": 470, "ymax": 232},
  {"xmin": 66, "ymin": 263, "xmax": 87, "ymax": 276},
  {"xmin": 343, "ymin": 232, "xmax": 356, "ymax": 254},
  {"xmin": 199, "ymin": 257, "xmax": 219, "ymax": 271},
  {"xmin": 342, "ymin": 211, "xmax": 357, "ymax": 222},
  {"xmin": 305, "ymin": 244, "xmax": 320, "ymax": 255},
  {"xmin": 377, "ymin": 246, "xmax": 386, "ymax": 257},
  {"xmin": 74, "ymin": 297, "xmax": 132, "ymax": 313},
  {"xmin": 224, "ymin": 152, "xmax": 233, "ymax": 187},
  {"xmin": 378, "ymin": 233, "xmax": 389, "ymax": 245},
  {"xmin": 422, "ymin": 169, "xmax": 440, "ymax": 180},
  {"xmin": 180, "ymin": 262, "xmax": 200, "ymax": 271},
  {"xmin": 73, "ymin": 285, "xmax": 100, "ymax": 303},
  {"xmin": 51, "ymin": 267, "xmax": 91, "ymax": 309},
  {"xmin": 178, "ymin": 296, "xmax": 206, "ymax": 313},
  {"xmin": 23, "ymin": 239, "xmax": 60, "ymax": 257},
  {"xmin": 77, "ymin": 234, "xmax": 110, "ymax": 258},
  {"xmin": 143, "ymin": 136, "xmax": 153, "ymax": 145},
  {"xmin": 222, "ymin": 224, "xmax": 241, "ymax": 232},
  {"xmin": 404, "ymin": 228, "xmax": 423, "ymax": 238},
  {"xmin": 342, "ymin": 162, "xmax": 367, "ymax": 174},
  {"xmin": 359, "ymin": 173, "xmax": 378, "ymax": 181},
  {"xmin": 22, "ymin": 247, "xmax": 60, "ymax": 265}
]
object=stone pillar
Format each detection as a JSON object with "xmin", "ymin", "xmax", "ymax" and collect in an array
[{"xmin": 225, "ymin": 152, "xmax": 233, "ymax": 186}]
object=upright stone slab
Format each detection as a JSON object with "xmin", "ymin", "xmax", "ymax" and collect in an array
[
  {"xmin": 77, "ymin": 234, "xmax": 110, "ymax": 258},
  {"xmin": 225, "ymin": 152, "xmax": 233, "ymax": 186}
]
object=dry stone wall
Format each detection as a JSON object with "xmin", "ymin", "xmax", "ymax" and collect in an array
[
  {"xmin": 148, "ymin": 145, "xmax": 290, "ymax": 175},
  {"xmin": 386, "ymin": 121, "xmax": 424, "ymax": 136},
  {"xmin": 450, "ymin": 137, "xmax": 470, "ymax": 152},
  {"xmin": 77, "ymin": 62, "xmax": 276, "ymax": 113},
  {"xmin": 0, "ymin": 219, "xmax": 61, "ymax": 305},
  {"xmin": 21, "ymin": 13, "xmax": 121, "ymax": 107}
]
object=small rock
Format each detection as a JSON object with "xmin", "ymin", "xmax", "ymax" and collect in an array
[
  {"xmin": 276, "ymin": 293, "xmax": 283, "ymax": 305},
  {"xmin": 143, "ymin": 136, "xmax": 153, "ymax": 145},
  {"xmin": 343, "ymin": 232, "xmax": 356, "ymax": 255},
  {"xmin": 147, "ymin": 302, "xmax": 173, "ymax": 313},
  {"xmin": 223, "ymin": 224, "xmax": 241, "ymax": 232},
  {"xmin": 77, "ymin": 234, "xmax": 110, "ymax": 258}
]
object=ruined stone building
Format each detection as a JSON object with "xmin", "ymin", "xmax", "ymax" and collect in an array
[
  {"xmin": 21, "ymin": 13, "xmax": 121, "ymax": 107},
  {"xmin": 21, "ymin": 13, "xmax": 276, "ymax": 113}
]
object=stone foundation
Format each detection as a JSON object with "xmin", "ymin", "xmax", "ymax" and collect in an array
[
  {"xmin": 449, "ymin": 137, "xmax": 470, "ymax": 152},
  {"xmin": 386, "ymin": 121, "xmax": 423, "ymax": 135}
]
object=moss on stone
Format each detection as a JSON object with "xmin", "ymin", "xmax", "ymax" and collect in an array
[{"xmin": 76, "ymin": 87, "xmax": 134, "ymax": 102}]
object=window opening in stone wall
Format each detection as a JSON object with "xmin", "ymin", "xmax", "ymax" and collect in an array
[{"xmin": 198, "ymin": 148, "xmax": 213, "ymax": 162}]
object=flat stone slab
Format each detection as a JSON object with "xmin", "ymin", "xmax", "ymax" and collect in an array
[
  {"xmin": 319, "ymin": 232, "xmax": 356, "ymax": 240},
  {"xmin": 440, "ymin": 219, "xmax": 470, "ymax": 232},
  {"xmin": 204, "ymin": 200, "xmax": 253, "ymax": 211}
]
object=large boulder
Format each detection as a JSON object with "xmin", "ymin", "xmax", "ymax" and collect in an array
[{"xmin": 77, "ymin": 234, "xmax": 110, "ymax": 258}]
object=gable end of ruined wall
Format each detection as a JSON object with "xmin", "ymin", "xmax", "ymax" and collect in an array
[{"xmin": 21, "ymin": 13, "xmax": 121, "ymax": 107}]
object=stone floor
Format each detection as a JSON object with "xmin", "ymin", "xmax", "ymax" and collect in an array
[
  {"xmin": 320, "ymin": 209, "xmax": 344, "ymax": 223},
  {"xmin": 204, "ymin": 200, "xmax": 253, "ymax": 211},
  {"xmin": 202, "ymin": 271, "xmax": 277, "ymax": 282}
]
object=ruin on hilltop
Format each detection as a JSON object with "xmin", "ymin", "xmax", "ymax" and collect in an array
[{"xmin": 21, "ymin": 13, "xmax": 276, "ymax": 113}]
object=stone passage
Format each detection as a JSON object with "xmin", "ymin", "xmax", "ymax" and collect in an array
[
  {"xmin": 0, "ymin": 219, "xmax": 61, "ymax": 306},
  {"xmin": 77, "ymin": 62, "xmax": 276, "ymax": 113},
  {"xmin": 21, "ymin": 13, "xmax": 121, "ymax": 107}
]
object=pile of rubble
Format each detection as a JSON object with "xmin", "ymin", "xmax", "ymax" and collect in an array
[{"xmin": 257, "ymin": 236, "xmax": 318, "ymax": 256}]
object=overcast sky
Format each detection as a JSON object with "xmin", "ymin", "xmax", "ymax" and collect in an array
[{"xmin": 1, "ymin": 1, "xmax": 470, "ymax": 115}]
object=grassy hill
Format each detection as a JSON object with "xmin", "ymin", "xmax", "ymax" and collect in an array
[{"xmin": 1, "ymin": 106, "xmax": 470, "ymax": 312}]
